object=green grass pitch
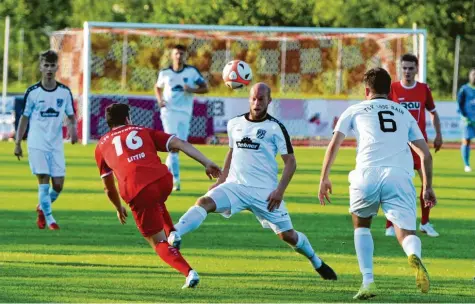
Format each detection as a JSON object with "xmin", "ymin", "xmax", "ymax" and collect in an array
[{"xmin": 0, "ymin": 142, "xmax": 474, "ymax": 302}]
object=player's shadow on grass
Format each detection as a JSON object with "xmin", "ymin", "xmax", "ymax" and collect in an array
[{"xmin": 0, "ymin": 210, "xmax": 473, "ymax": 260}]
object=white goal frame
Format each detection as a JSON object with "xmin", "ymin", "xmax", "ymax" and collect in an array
[{"xmin": 80, "ymin": 22, "xmax": 427, "ymax": 145}]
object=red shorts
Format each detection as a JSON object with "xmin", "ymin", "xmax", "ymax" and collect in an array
[{"xmin": 129, "ymin": 174, "xmax": 173, "ymax": 237}]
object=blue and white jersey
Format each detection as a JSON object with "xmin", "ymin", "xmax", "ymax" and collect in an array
[
  {"xmin": 22, "ymin": 82, "xmax": 75, "ymax": 152},
  {"xmin": 226, "ymin": 113, "xmax": 293, "ymax": 189},
  {"xmin": 156, "ymin": 65, "xmax": 206, "ymax": 116},
  {"xmin": 457, "ymin": 84, "xmax": 475, "ymax": 120}
]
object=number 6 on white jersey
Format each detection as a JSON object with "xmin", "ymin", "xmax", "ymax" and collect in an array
[{"xmin": 112, "ymin": 131, "xmax": 143, "ymax": 156}]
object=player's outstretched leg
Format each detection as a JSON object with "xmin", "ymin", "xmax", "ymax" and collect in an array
[
  {"xmin": 396, "ymin": 228, "xmax": 430, "ymax": 293},
  {"xmin": 171, "ymin": 197, "xmax": 216, "ymax": 247},
  {"xmin": 353, "ymin": 227, "xmax": 377, "ymax": 299},
  {"xmin": 279, "ymin": 229, "xmax": 337, "ymax": 280}
]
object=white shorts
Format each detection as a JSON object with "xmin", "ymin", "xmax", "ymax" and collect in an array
[
  {"xmin": 160, "ymin": 108, "xmax": 192, "ymax": 141},
  {"xmin": 349, "ymin": 167, "xmax": 416, "ymax": 230},
  {"xmin": 28, "ymin": 148, "xmax": 65, "ymax": 177},
  {"xmin": 205, "ymin": 182, "xmax": 293, "ymax": 234}
]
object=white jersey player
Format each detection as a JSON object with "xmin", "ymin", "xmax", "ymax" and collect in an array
[
  {"xmin": 154, "ymin": 44, "xmax": 209, "ymax": 191},
  {"xmin": 14, "ymin": 50, "xmax": 78, "ymax": 230},
  {"xmin": 318, "ymin": 68, "xmax": 436, "ymax": 300},
  {"xmin": 169, "ymin": 83, "xmax": 337, "ymax": 280}
]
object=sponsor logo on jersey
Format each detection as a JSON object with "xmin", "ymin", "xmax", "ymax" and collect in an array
[
  {"xmin": 40, "ymin": 107, "xmax": 60, "ymax": 117},
  {"xmin": 256, "ymin": 129, "xmax": 267, "ymax": 139},
  {"xmin": 400, "ymin": 101, "xmax": 421, "ymax": 121},
  {"xmin": 56, "ymin": 98, "xmax": 64, "ymax": 107},
  {"xmin": 400, "ymin": 101, "xmax": 420, "ymax": 110},
  {"xmin": 236, "ymin": 137, "xmax": 260, "ymax": 150},
  {"xmin": 171, "ymin": 85, "xmax": 184, "ymax": 92}
]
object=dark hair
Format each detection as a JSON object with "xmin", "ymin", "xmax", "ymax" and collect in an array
[
  {"xmin": 363, "ymin": 68, "xmax": 392, "ymax": 95},
  {"xmin": 106, "ymin": 103, "xmax": 130, "ymax": 128},
  {"xmin": 401, "ymin": 53, "xmax": 418, "ymax": 66},
  {"xmin": 172, "ymin": 44, "xmax": 186, "ymax": 52},
  {"xmin": 39, "ymin": 50, "xmax": 58, "ymax": 63}
]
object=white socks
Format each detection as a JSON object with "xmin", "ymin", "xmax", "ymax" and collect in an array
[
  {"xmin": 174, "ymin": 205, "xmax": 208, "ymax": 236},
  {"xmin": 293, "ymin": 231, "xmax": 323, "ymax": 269},
  {"xmin": 166, "ymin": 152, "xmax": 180, "ymax": 183},
  {"xmin": 354, "ymin": 228, "xmax": 374, "ymax": 286},
  {"xmin": 402, "ymin": 234, "xmax": 422, "ymax": 258},
  {"xmin": 38, "ymin": 184, "xmax": 56, "ymax": 225}
]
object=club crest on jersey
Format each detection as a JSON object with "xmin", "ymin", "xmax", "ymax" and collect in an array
[
  {"xmin": 236, "ymin": 137, "xmax": 260, "ymax": 150},
  {"xmin": 183, "ymin": 77, "xmax": 188, "ymax": 83},
  {"xmin": 256, "ymin": 129, "xmax": 266, "ymax": 139},
  {"xmin": 56, "ymin": 98, "xmax": 64, "ymax": 107}
]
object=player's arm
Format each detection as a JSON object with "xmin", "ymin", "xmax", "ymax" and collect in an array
[
  {"xmin": 14, "ymin": 115, "xmax": 29, "ymax": 160},
  {"xmin": 267, "ymin": 153, "xmax": 296, "ymax": 212},
  {"xmin": 319, "ymin": 131, "xmax": 345, "ymax": 205},
  {"xmin": 185, "ymin": 70, "xmax": 209, "ymax": 94},
  {"xmin": 155, "ymin": 71, "xmax": 166, "ymax": 108},
  {"xmin": 168, "ymin": 137, "xmax": 221, "ymax": 179},
  {"xmin": 409, "ymin": 139, "xmax": 436, "ymax": 208},
  {"xmin": 66, "ymin": 115, "xmax": 78, "ymax": 144},
  {"xmin": 457, "ymin": 88, "xmax": 468, "ymax": 118},
  {"xmin": 95, "ymin": 146, "xmax": 127, "ymax": 224},
  {"xmin": 426, "ymin": 85, "xmax": 443, "ymax": 152},
  {"xmin": 101, "ymin": 174, "xmax": 128, "ymax": 224},
  {"xmin": 210, "ymin": 148, "xmax": 233, "ymax": 190},
  {"xmin": 186, "ymin": 81, "xmax": 209, "ymax": 94}
]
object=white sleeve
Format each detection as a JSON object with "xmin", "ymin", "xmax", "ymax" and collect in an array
[
  {"xmin": 193, "ymin": 68, "xmax": 206, "ymax": 86},
  {"xmin": 274, "ymin": 122, "xmax": 294, "ymax": 155},
  {"xmin": 22, "ymin": 92, "xmax": 34, "ymax": 117},
  {"xmin": 156, "ymin": 71, "xmax": 164, "ymax": 88},
  {"xmin": 333, "ymin": 108, "xmax": 353, "ymax": 137},
  {"xmin": 227, "ymin": 120, "xmax": 234, "ymax": 148},
  {"xmin": 408, "ymin": 115, "xmax": 424, "ymax": 142},
  {"xmin": 65, "ymin": 90, "xmax": 75, "ymax": 116}
]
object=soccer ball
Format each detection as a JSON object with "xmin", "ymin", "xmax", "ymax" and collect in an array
[{"xmin": 222, "ymin": 60, "xmax": 252, "ymax": 89}]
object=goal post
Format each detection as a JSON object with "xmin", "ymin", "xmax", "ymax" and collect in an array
[{"xmin": 50, "ymin": 22, "xmax": 427, "ymax": 145}]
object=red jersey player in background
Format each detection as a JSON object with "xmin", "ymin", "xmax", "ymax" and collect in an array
[
  {"xmin": 94, "ymin": 103, "xmax": 221, "ymax": 288},
  {"xmin": 385, "ymin": 54, "xmax": 443, "ymax": 238}
]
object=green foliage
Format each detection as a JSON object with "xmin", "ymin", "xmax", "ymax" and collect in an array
[{"xmin": 0, "ymin": 0, "xmax": 473, "ymax": 97}]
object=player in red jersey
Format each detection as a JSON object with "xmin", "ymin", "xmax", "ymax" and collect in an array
[
  {"xmin": 94, "ymin": 103, "xmax": 221, "ymax": 288},
  {"xmin": 385, "ymin": 54, "xmax": 443, "ymax": 238}
]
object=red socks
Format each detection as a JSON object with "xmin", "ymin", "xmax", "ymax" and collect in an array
[
  {"xmin": 155, "ymin": 241, "xmax": 191, "ymax": 276},
  {"xmin": 420, "ymin": 189, "xmax": 430, "ymax": 225}
]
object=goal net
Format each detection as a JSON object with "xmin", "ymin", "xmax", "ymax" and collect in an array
[{"xmin": 50, "ymin": 23, "xmax": 426, "ymax": 145}]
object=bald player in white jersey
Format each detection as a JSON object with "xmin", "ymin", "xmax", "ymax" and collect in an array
[
  {"xmin": 318, "ymin": 68, "xmax": 436, "ymax": 300},
  {"xmin": 169, "ymin": 83, "xmax": 337, "ymax": 280},
  {"xmin": 14, "ymin": 50, "xmax": 78, "ymax": 230}
]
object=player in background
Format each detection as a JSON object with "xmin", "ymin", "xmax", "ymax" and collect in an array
[
  {"xmin": 457, "ymin": 68, "xmax": 475, "ymax": 172},
  {"xmin": 385, "ymin": 54, "xmax": 442, "ymax": 238},
  {"xmin": 154, "ymin": 44, "xmax": 209, "ymax": 191},
  {"xmin": 319, "ymin": 68, "xmax": 435, "ymax": 299},
  {"xmin": 169, "ymin": 83, "xmax": 337, "ymax": 281},
  {"xmin": 94, "ymin": 103, "xmax": 221, "ymax": 288},
  {"xmin": 14, "ymin": 50, "xmax": 78, "ymax": 230}
]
